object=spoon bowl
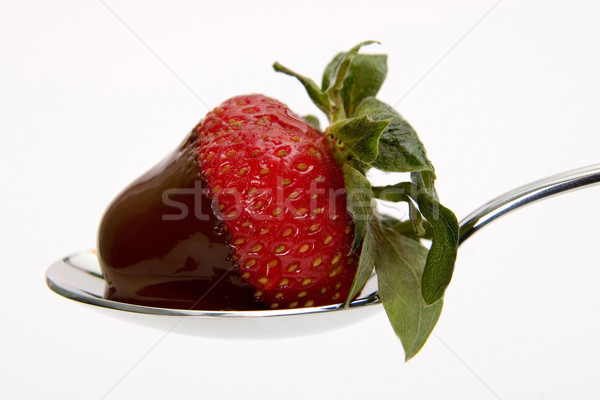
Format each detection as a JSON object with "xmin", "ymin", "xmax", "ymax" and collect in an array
[
  {"xmin": 46, "ymin": 251, "xmax": 382, "ymax": 338},
  {"xmin": 46, "ymin": 164, "xmax": 600, "ymax": 337}
]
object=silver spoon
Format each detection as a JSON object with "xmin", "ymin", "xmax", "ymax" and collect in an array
[{"xmin": 46, "ymin": 164, "xmax": 600, "ymax": 338}]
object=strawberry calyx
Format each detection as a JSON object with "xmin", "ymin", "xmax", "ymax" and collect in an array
[{"xmin": 274, "ymin": 42, "xmax": 459, "ymax": 360}]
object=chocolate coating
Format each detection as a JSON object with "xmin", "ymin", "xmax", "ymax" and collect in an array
[{"xmin": 97, "ymin": 132, "xmax": 265, "ymax": 310}]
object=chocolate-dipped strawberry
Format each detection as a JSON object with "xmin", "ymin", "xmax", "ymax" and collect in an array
[
  {"xmin": 98, "ymin": 94, "xmax": 357, "ymax": 310},
  {"xmin": 97, "ymin": 41, "xmax": 459, "ymax": 360}
]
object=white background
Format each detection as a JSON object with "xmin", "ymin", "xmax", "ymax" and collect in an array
[{"xmin": 2, "ymin": 0, "xmax": 600, "ymax": 399}]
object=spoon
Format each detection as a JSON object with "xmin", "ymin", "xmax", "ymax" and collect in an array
[{"xmin": 46, "ymin": 164, "xmax": 600, "ymax": 338}]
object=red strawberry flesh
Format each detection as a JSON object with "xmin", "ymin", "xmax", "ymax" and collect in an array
[{"xmin": 196, "ymin": 94, "xmax": 358, "ymax": 309}]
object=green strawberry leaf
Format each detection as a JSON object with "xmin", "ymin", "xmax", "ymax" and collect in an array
[
  {"xmin": 407, "ymin": 197, "xmax": 427, "ymax": 237},
  {"xmin": 321, "ymin": 41, "xmax": 379, "ymax": 95},
  {"xmin": 379, "ymin": 196, "xmax": 432, "ymax": 240},
  {"xmin": 353, "ymin": 97, "xmax": 434, "ymax": 173},
  {"xmin": 380, "ymin": 217, "xmax": 434, "ymax": 241},
  {"xmin": 321, "ymin": 52, "xmax": 344, "ymax": 93},
  {"xmin": 374, "ymin": 182, "xmax": 459, "ymax": 305},
  {"xmin": 341, "ymin": 54, "xmax": 388, "ymax": 116},
  {"xmin": 276, "ymin": 41, "xmax": 378, "ymax": 122},
  {"xmin": 342, "ymin": 164, "xmax": 373, "ymax": 250},
  {"xmin": 323, "ymin": 41, "xmax": 379, "ymax": 121},
  {"xmin": 273, "ymin": 62, "xmax": 333, "ymax": 116},
  {"xmin": 412, "ymin": 170, "xmax": 438, "ymax": 199},
  {"xmin": 345, "ymin": 212, "xmax": 376, "ymax": 307},
  {"xmin": 413, "ymin": 191, "xmax": 459, "ymax": 305},
  {"xmin": 369, "ymin": 216, "xmax": 444, "ymax": 360},
  {"xmin": 302, "ymin": 114, "xmax": 322, "ymax": 131},
  {"xmin": 326, "ymin": 116, "xmax": 390, "ymax": 164}
]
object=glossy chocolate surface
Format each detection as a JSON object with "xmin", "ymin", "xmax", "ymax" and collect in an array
[{"xmin": 97, "ymin": 132, "xmax": 264, "ymax": 310}]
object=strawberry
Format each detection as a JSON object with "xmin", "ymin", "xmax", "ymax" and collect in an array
[
  {"xmin": 98, "ymin": 41, "xmax": 459, "ymax": 360},
  {"xmin": 195, "ymin": 94, "xmax": 358, "ymax": 308}
]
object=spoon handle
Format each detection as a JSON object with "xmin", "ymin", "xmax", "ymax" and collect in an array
[{"xmin": 458, "ymin": 164, "xmax": 600, "ymax": 245}]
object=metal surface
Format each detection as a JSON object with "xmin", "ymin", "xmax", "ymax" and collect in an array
[{"xmin": 458, "ymin": 163, "xmax": 600, "ymax": 244}]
